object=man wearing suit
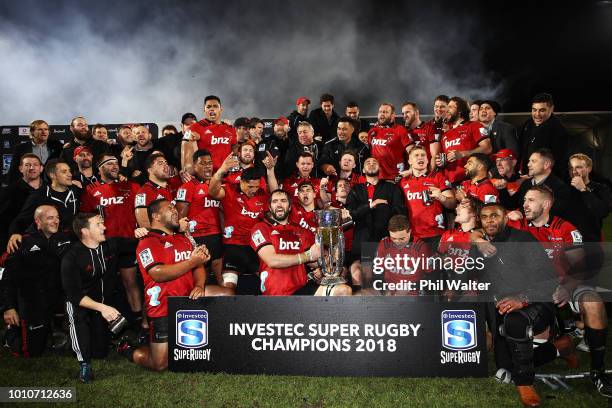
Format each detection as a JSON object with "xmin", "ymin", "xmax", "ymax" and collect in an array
[
  {"xmin": 7, "ymin": 120, "xmax": 62, "ymax": 183},
  {"xmin": 479, "ymin": 100, "xmax": 519, "ymax": 157},
  {"xmin": 308, "ymin": 93, "xmax": 340, "ymax": 145}
]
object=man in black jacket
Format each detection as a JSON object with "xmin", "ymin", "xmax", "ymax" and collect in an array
[
  {"xmin": 283, "ymin": 122, "xmax": 321, "ymax": 179},
  {"xmin": 308, "ymin": 93, "xmax": 340, "ymax": 144},
  {"xmin": 346, "ymin": 157, "xmax": 406, "ymax": 260},
  {"xmin": 519, "ymin": 93, "xmax": 571, "ymax": 180},
  {"xmin": 61, "ymin": 212, "xmax": 120, "ymax": 383},
  {"xmin": 60, "ymin": 116, "xmax": 110, "ymax": 172},
  {"xmin": 319, "ymin": 117, "xmax": 369, "ymax": 177},
  {"xmin": 1, "ymin": 205, "xmax": 71, "ymax": 357},
  {"xmin": 7, "ymin": 120, "xmax": 62, "ymax": 183},
  {"xmin": 479, "ymin": 100, "xmax": 519, "ymax": 156}
]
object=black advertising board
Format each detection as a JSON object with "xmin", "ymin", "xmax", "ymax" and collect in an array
[{"xmin": 168, "ymin": 296, "xmax": 487, "ymax": 377}]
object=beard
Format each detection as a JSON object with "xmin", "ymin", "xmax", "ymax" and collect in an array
[
  {"xmin": 364, "ymin": 169, "xmax": 379, "ymax": 177},
  {"xmin": 272, "ymin": 208, "xmax": 289, "ymax": 222},
  {"xmin": 73, "ymin": 129, "xmax": 90, "ymax": 142}
]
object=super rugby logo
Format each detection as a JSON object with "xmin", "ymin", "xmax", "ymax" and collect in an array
[
  {"xmin": 441, "ymin": 310, "xmax": 477, "ymax": 350},
  {"xmin": 176, "ymin": 310, "xmax": 208, "ymax": 348}
]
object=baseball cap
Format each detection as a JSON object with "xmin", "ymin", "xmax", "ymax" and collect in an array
[
  {"xmin": 181, "ymin": 112, "xmax": 197, "ymax": 124},
  {"xmin": 234, "ymin": 117, "xmax": 251, "ymax": 128},
  {"xmin": 492, "ymin": 149, "xmax": 516, "ymax": 160},
  {"xmin": 73, "ymin": 146, "xmax": 92, "ymax": 158},
  {"xmin": 296, "ymin": 97, "xmax": 311, "ymax": 106},
  {"xmin": 275, "ymin": 116, "xmax": 289, "ymax": 125}
]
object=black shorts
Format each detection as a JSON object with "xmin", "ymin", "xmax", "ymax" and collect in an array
[
  {"xmin": 222, "ymin": 244, "xmax": 260, "ymax": 275},
  {"xmin": 117, "ymin": 237, "xmax": 138, "ymax": 269},
  {"xmin": 194, "ymin": 234, "xmax": 223, "ymax": 261},
  {"xmin": 148, "ymin": 316, "xmax": 168, "ymax": 344}
]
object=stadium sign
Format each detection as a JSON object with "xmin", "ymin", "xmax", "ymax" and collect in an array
[{"xmin": 168, "ymin": 297, "xmax": 487, "ymax": 377}]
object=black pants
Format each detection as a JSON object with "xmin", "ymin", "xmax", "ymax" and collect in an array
[
  {"xmin": 65, "ymin": 301, "xmax": 111, "ymax": 363},
  {"xmin": 4, "ymin": 321, "xmax": 49, "ymax": 358}
]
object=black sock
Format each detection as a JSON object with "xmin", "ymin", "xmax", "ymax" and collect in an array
[
  {"xmin": 533, "ymin": 342, "xmax": 557, "ymax": 367},
  {"xmin": 585, "ymin": 326, "xmax": 607, "ymax": 371}
]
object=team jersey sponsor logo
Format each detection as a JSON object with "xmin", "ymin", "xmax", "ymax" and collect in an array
[
  {"xmin": 278, "ymin": 238, "xmax": 300, "ymax": 250},
  {"xmin": 241, "ymin": 207, "xmax": 260, "ymax": 219},
  {"xmin": 441, "ymin": 310, "xmax": 477, "ymax": 351},
  {"xmin": 139, "ymin": 248, "xmax": 154, "ymax": 267},
  {"xmin": 204, "ymin": 197, "xmax": 220, "ymax": 207},
  {"xmin": 174, "ymin": 250, "xmax": 191, "ymax": 262},
  {"xmin": 444, "ymin": 139, "xmax": 461, "ymax": 149},
  {"xmin": 211, "ymin": 135, "xmax": 229, "ymax": 145},
  {"xmin": 29, "ymin": 245, "xmax": 41, "ymax": 252},
  {"xmin": 93, "ymin": 191, "xmax": 101, "ymax": 197},
  {"xmin": 164, "ymin": 241, "xmax": 173, "ymax": 248},
  {"xmin": 371, "ymin": 138, "xmax": 388, "ymax": 146},
  {"xmin": 252, "ymin": 229, "xmax": 266, "ymax": 247},
  {"xmin": 176, "ymin": 188, "xmax": 187, "ymax": 201},
  {"xmin": 176, "ymin": 310, "xmax": 208, "ymax": 348},
  {"xmin": 483, "ymin": 195, "xmax": 497, "ymax": 203},
  {"xmin": 135, "ymin": 194, "xmax": 146, "ymax": 207},
  {"xmin": 100, "ymin": 196, "xmax": 124, "ymax": 206}
]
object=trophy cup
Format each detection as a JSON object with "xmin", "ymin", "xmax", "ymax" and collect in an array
[{"xmin": 315, "ymin": 209, "xmax": 346, "ymax": 285}]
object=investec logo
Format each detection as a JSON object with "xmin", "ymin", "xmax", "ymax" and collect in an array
[
  {"xmin": 174, "ymin": 310, "xmax": 211, "ymax": 361},
  {"xmin": 440, "ymin": 310, "xmax": 480, "ymax": 364}
]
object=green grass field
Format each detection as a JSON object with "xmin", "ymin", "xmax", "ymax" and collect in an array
[{"xmin": 2, "ymin": 217, "xmax": 612, "ymax": 407}]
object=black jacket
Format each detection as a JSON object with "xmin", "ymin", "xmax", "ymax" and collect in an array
[
  {"xmin": 488, "ymin": 119, "xmax": 519, "ymax": 157},
  {"xmin": 287, "ymin": 111, "xmax": 310, "ymax": 142},
  {"xmin": 519, "ymin": 114, "xmax": 570, "ymax": 180},
  {"xmin": 346, "ymin": 180, "xmax": 406, "ymax": 256},
  {"xmin": 308, "ymin": 108, "xmax": 340, "ymax": 144},
  {"xmin": 319, "ymin": 136, "xmax": 370, "ymax": 175},
  {"xmin": 7, "ymin": 139, "xmax": 63, "ymax": 183},
  {"xmin": 254, "ymin": 134, "xmax": 290, "ymax": 179},
  {"xmin": 0, "ymin": 226, "xmax": 72, "ymax": 321},
  {"xmin": 283, "ymin": 140, "xmax": 321, "ymax": 179}
]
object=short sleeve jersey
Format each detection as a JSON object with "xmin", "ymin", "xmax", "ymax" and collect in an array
[
  {"xmin": 174, "ymin": 179, "xmax": 221, "ymax": 236},
  {"xmin": 250, "ymin": 220, "xmax": 314, "ymax": 295},
  {"xmin": 441, "ymin": 121, "xmax": 489, "ymax": 184},
  {"xmin": 80, "ymin": 180, "xmax": 139, "ymax": 238},
  {"xmin": 408, "ymin": 121, "xmax": 439, "ymax": 162},
  {"xmin": 135, "ymin": 181, "xmax": 176, "ymax": 209},
  {"xmin": 459, "ymin": 178, "xmax": 499, "ymax": 204},
  {"xmin": 288, "ymin": 205, "xmax": 317, "ymax": 234},
  {"xmin": 221, "ymin": 184, "xmax": 268, "ymax": 245},
  {"xmin": 136, "ymin": 231, "xmax": 195, "ymax": 318},
  {"xmin": 374, "ymin": 237, "xmax": 432, "ymax": 293},
  {"xmin": 368, "ymin": 123, "xmax": 414, "ymax": 180},
  {"xmin": 190, "ymin": 120, "xmax": 238, "ymax": 171}
]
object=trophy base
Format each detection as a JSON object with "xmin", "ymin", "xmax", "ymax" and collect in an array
[{"xmin": 319, "ymin": 276, "xmax": 347, "ymax": 286}]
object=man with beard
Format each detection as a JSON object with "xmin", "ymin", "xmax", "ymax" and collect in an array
[
  {"xmin": 282, "ymin": 152, "xmax": 320, "ymax": 201},
  {"xmin": 123, "ymin": 124, "xmax": 156, "ymax": 183},
  {"xmin": 345, "ymin": 101, "xmax": 371, "ymax": 143},
  {"xmin": 283, "ymin": 122, "xmax": 321, "ymax": 179},
  {"xmin": 223, "ymin": 142, "xmax": 278, "ymax": 192},
  {"xmin": 175, "ymin": 150, "xmax": 224, "ymax": 284},
  {"xmin": 209, "ymin": 160, "xmax": 268, "ymax": 294},
  {"xmin": 367, "ymin": 103, "xmax": 415, "ymax": 181},
  {"xmin": 61, "ymin": 116, "xmax": 109, "ymax": 171},
  {"xmin": 1, "ymin": 205, "xmax": 70, "ymax": 357},
  {"xmin": 308, "ymin": 93, "xmax": 340, "ymax": 144},
  {"xmin": 251, "ymin": 189, "xmax": 351, "ymax": 296},
  {"xmin": 80, "ymin": 153, "xmax": 143, "ymax": 332},
  {"xmin": 61, "ymin": 213, "xmax": 120, "ymax": 383},
  {"xmin": 118, "ymin": 199, "xmax": 230, "ymax": 371},
  {"xmin": 346, "ymin": 157, "xmax": 406, "ymax": 261},
  {"xmin": 287, "ymin": 96, "xmax": 311, "ymax": 141},
  {"xmin": 456, "ymin": 153, "xmax": 499, "ymax": 204},
  {"xmin": 7, "ymin": 119, "xmax": 62, "ymax": 183},
  {"xmin": 402, "ymin": 102, "xmax": 440, "ymax": 171},
  {"xmin": 181, "ymin": 95, "xmax": 237, "ymax": 173},
  {"xmin": 319, "ymin": 117, "xmax": 369, "ymax": 177},
  {"xmin": 399, "ymin": 146, "xmax": 455, "ymax": 243},
  {"xmin": 477, "ymin": 203, "xmax": 558, "ymax": 407},
  {"xmin": 134, "ymin": 153, "xmax": 181, "ymax": 228},
  {"xmin": 0, "ymin": 154, "xmax": 44, "ymax": 250},
  {"xmin": 437, "ymin": 97, "xmax": 492, "ymax": 185},
  {"xmin": 73, "ymin": 146, "xmax": 98, "ymax": 187},
  {"xmin": 9, "ymin": 160, "xmax": 81, "ymax": 251}
]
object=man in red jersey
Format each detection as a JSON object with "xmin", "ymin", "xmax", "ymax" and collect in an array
[
  {"xmin": 80, "ymin": 153, "xmax": 144, "ymax": 329},
  {"xmin": 402, "ymin": 101, "xmax": 440, "ymax": 171},
  {"xmin": 367, "ymin": 103, "xmax": 414, "ymax": 180},
  {"xmin": 181, "ymin": 95, "xmax": 237, "ymax": 173},
  {"xmin": 175, "ymin": 150, "xmax": 224, "ymax": 284},
  {"xmin": 399, "ymin": 146, "xmax": 455, "ymax": 243},
  {"xmin": 319, "ymin": 151, "xmax": 363, "ymax": 204},
  {"xmin": 251, "ymin": 189, "xmax": 351, "ymax": 296},
  {"xmin": 289, "ymin": 181, "xmax": 318, "ymax": 233},
  {"xmin": 119, "ymin": 198, "xmax": 229, "ymax": 371},
  {"xmin": 135, "ymin": 153, "xmax": 180, "ymax": 228},
  {"xmin": 209, "ymin": 158, "xmax": 268, "ymax": 294},
  {"xmin": 223, "ymin": 142, "xmax": 278, "ymax": 192},
  {"xmin": 437, "ymin": 96, "xmax": 492, "ymax": 185},
  {"xmin": 456, "ymin": 153, "xmax": 499, "ymax": 204},
  {"xmin": 281, "ymin": 152, "xmax": 320, "ymax": 201}
]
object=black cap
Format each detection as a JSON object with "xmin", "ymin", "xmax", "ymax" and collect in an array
[
  {"xmin": 234, "ymin": 117, "xmax": 251, "ymax": 128},
  {"xmin": 482, "ymin": 100, "xmax": 501, "ymax": 114},
  {"xmin": 181, "ymin": 112, "xmax": 197, "ymax": 124}
]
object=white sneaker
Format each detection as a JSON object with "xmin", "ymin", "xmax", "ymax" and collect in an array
[{"xmin": 576, "ymin": 338, "xmax": 590, "ymax": 352}]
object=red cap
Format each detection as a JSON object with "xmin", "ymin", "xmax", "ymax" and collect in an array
[
  {"xmin": 73, "ymin": 145, "xmax": 92, "ymax": 158},
  {"xmin": 492, "ymin": 149, "xmax": 516, "ymax": 160},
  {"xmin": 275, "ymin": 116, "xmax": 289, "ymax": 125},
  {"xmin": 296, "ymin": 97, "xmax": 311, "ymax": 106}
]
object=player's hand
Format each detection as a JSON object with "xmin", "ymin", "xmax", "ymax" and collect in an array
[
  {"xmin": 220, "ymin": 153, "xmax": 239, "ymax": 173},
  {"xmin": 340, "ymin": 208, "xmax": 351, "ymax": 220},
  {"xmin": 398, "ymin": 169, "xmax": 411, "ymax": 178},
  {"xmin": 570, "ymin": 176, "xmax": 587, "ymax": 192},
  {"xmin": 553, "ymin": 285, "xmax": 570, "ymax": 307},
  {"xmin": 118, "ymin": 174, "xmax": 127, "ymax": 182},
  {"xmin": 491, "ymin": 178, "xmax": 507, "ymax": 190},
  {"xmin": 191, "ymin": 245, "xmax": 211, "ymax": 264},
  {"xmin": 322, "ymin": 164, "xmax": 337, "ymax": 176},
  {"xmin": 100, "ymin": 305, "xmax": 120, "ymax": 322},
  {"xmin": 7, "ymin": 234, "xmax": 22, "ymax": 253},
  {"xmin": 312, "ymin": 267, "xmax": 323, "ymax": 283},
  {"xmin": 307, "ymin": 243, "xmax": 321, "ymax": 261},
  {"xmin": 3, "ymin": 308, "xmax": 20, "ymax": 326},
  {"xmin": 320, "ymin": 177, "xmax": 329, "ymax": 190},
  {"xmin": 429, "ymin": 186, "xmax": 443, "ymax": 200},
  {"xmin": 189, "ymin": 285, "xmax": 206, "ymax": 300},
  {"xmin": 454, "ymin": 188, "xmax": 466, "ymax": 202},
  {"xmin": 178, "ymin": 217, "xmax": 189, "ymax": 232},
  {"xmin": 475, "ymin": 239, "xmax": 497, "ymax": 257},
  {"xmin": 507, "ymin": 210, "xmax": 523, "ymax": 221},
  {"xmin": 263, "ymin": 151, "xmax": 278, "ymax": 170},
  {"xmin": 446, "ymin": 150, "xmax": 460, "ymax": 162},
  {"xmin": 496, "ymin": 297, "xmax": 525, "ymax": 314},
  {"xmin": 183, "ymin": 130, "xmax": 200, "ymax": 142},
  {"xmin": 370, "ymin": 198, "xmax": 388, "ymax": 208},
  {"xmin": 132, "ymin": 170, "xmax": 142, "ymax": 178},
  {"xmin": 121, "ymin": 145, "xmax": 134, "ymax": 161},
  {"xmin": 134, "ymin": 228, "xmax": 149, "ymax": 239}
]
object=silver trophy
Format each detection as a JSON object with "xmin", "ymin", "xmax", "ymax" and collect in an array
[{"xmin": 315, "ymin": 209, "xmax": 346, "ymax": 285}]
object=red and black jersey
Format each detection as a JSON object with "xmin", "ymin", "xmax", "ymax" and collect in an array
[
  {"xmin": 250, "ymin": 220, "xmax": 314, "ymax": 295},
  {"xmin": 190, "ymin": 119, "xmax": 237, "ymax": 170},
  {"xmin": 438, "ymin": 228, "xmax": 472, "ymax": 266},
  {"xmin": 281, "ymin": 174, "xmax": 321, "ymax": 200},
  {"xmin": 368, "ymin": 124, "xmax": 414, "ymax": 180},
  {"xmin": 134, "ymin": 180, "xmax": 177, "ymax": 209},
  {"xmin": 441, "ymin": 121, "xmax": 489, "ymax": 184},
  {"xmin": 374, "ymin": 237, "xmax": 432, "ymax": 293},
  {"xmin": 408, "ymin": 121, "xmax": 438, "ymax": 162},
  {"xmin": 399, "ymin": 171, "xmax": 451, "ymax": 240},
  {"xmin": 221, "ymin": 183, "xmax": 268, "ymax": 245},
  {"xmin": 507, "ymin": 216, "xmax": 583, "ymax": 279},
  {"xmin": 175, "ymin": 179, "xmax": 221, "ymax": 236},
  {"xmin": 136, "ymin": 230, "xmax": 195, "ymax": 318},
  {"xmin": 324, "ymin": 172, "xmax": 363, "ymax": 194},
  {"xmin": 459, "ymin": 178, "xmax": 499, "ymax": 204},
  {"xmin": 80, "ymin": 180, "xmax": 139, "ymax": 238},
  {"xmin": 329, "ymin": 200, "xmax": 354, "ymax": 252},
  {"xmin": 224, "ymin": 169, "xmax": 268, "ymax": 193},
  {"xmin": 288, "ymin": 205, "xmax": 317, "ymax": 233}
]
